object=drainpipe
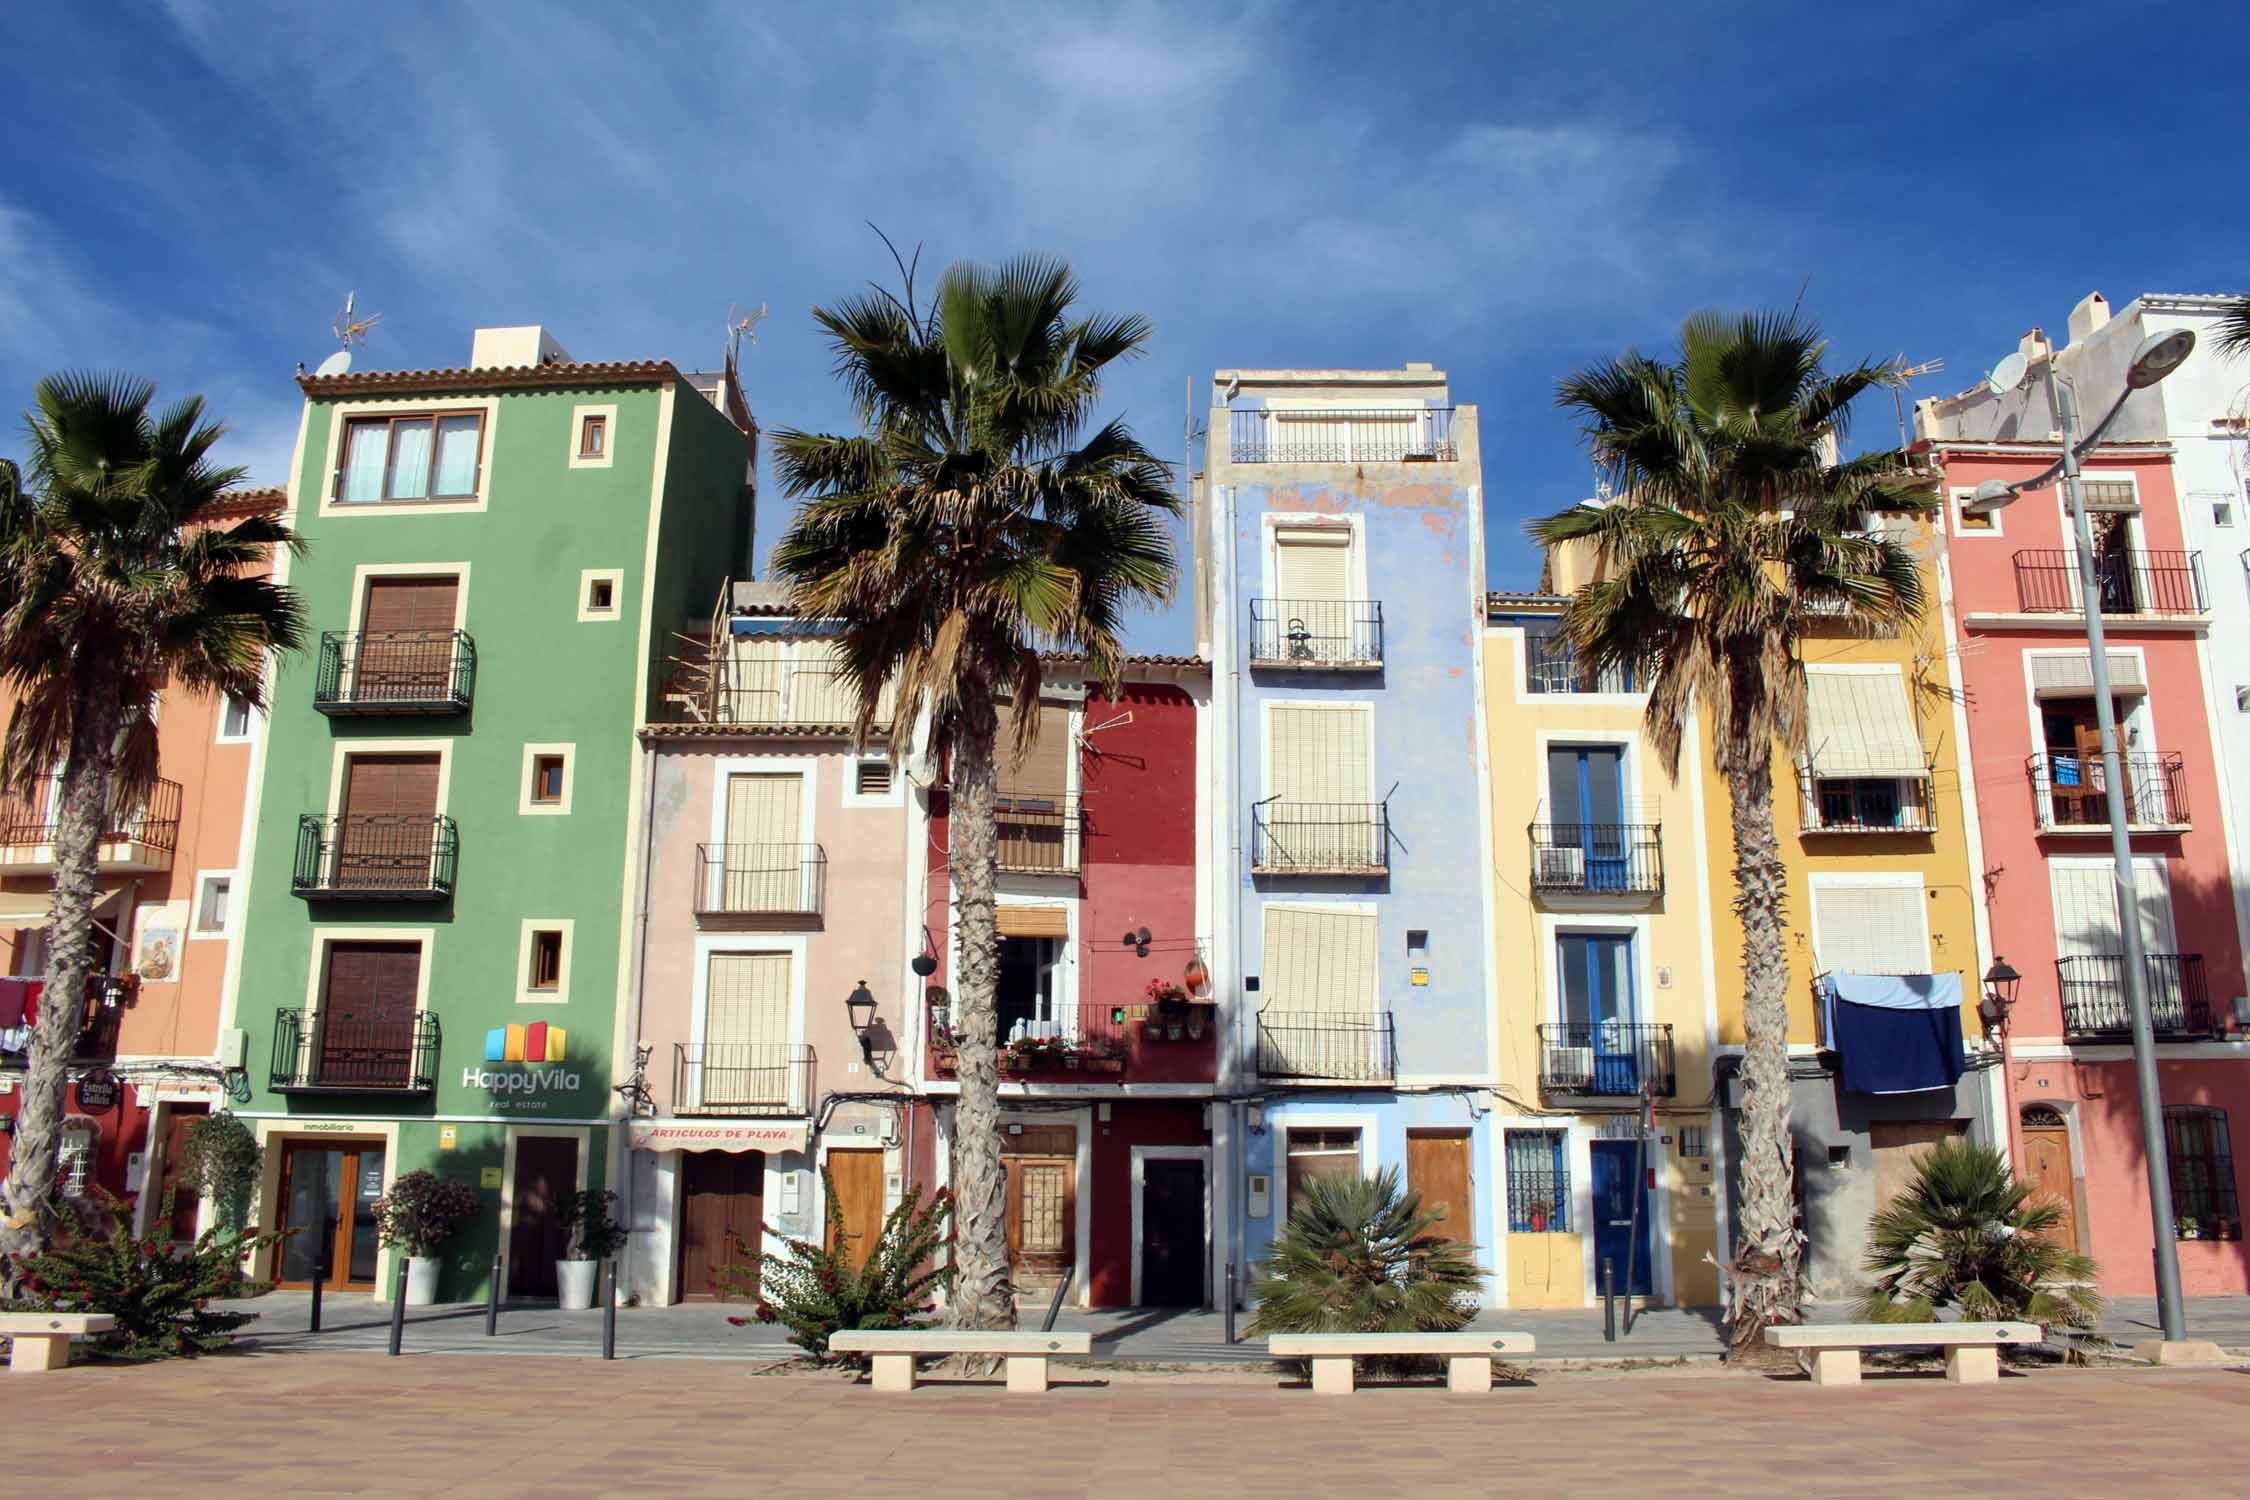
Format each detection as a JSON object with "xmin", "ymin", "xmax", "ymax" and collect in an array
[
  {"xmin": 620, "ymin": 735, "xmax": 660, "ymax": 1304},
  {"xmin": 1221, "ymin": 477, "xmax": 1252, "ymax": 1306}
]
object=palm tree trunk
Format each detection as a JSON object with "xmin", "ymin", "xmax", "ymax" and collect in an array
[
  {"xmin": 1722, "ymin": 723, "xmax": 1803, "ymax": 1348},
  {"xmin": 943, "ymin": 675, "xmax": 1017, "ymax": 1333},
  {"xmin": 0, "ymin": 670, "xmax": 122, "ymax": 1284}
]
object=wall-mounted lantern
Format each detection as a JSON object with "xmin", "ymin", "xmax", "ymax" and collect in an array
[{"xmin": 846, "ymin": 980, "xmax": 879, "ymax": 1060}]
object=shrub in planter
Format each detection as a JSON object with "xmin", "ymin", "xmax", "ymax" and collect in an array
[
  {"xmin": 370, "ymin": 1170, "xmax": 479, "ymax": 1257},
  {"xmin": 558, "ymin": 1189, "xmax": 630, "ymax": 1262},
  {"xmin": 177, "ymin": 1109, "xmax": 263, "ymax": 1233},
  {"xmin": 1248, "ymin": 1167, "xmax": 1481, "ymax": 1338},
  {"xmin": 8, "ymin": 1189, "xmax": 287, "ymax": 1360},
  {"xmin": 718, "ymin": 1173, "xmax": 953, "ymax": 1361}
]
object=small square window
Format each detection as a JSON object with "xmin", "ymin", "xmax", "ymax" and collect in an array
[
  {"xmin": 2214, "ymin": 501, "xmax": 2235, "ymax": 529},
  {"xmin": 2236, "ymin": 686, "xmax": 2249, "ymax": 713},
  {"xmin": 588, "ymin": 578, "xmax": 614, "ymax": 612},
  {"xmin": 531, "ymin": 755, "xmax": 566, "ymax": 804},
  {"xmin": 220, "ymin": 695, "xmax": 253, "ymax": 740},
  {"xmin": 194, "ymin": 876, "xmax": 232, "ymax": 933},
  {"xmin": 1955, "ymin": 492, "xmax": 1996, "ymax": 532},
  {"xmin": 579, "ymin": 414, "xmax": 607, "ymax": 459},
  {"xmin": 528, "ymin": 930, "xmax": 564, "ymax": 991},
  {"xmin": 1678, "ymin": 1125, "xmax": 1709, "ymax": 1159}
]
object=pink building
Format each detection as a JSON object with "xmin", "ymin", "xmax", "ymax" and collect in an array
[{"xmin": 1924, "ymin": 318, "xmax": 2250, "ymax": 1293}]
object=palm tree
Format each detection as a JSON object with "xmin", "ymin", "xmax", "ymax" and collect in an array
[
  {"xmin": 1530, "ymin": 310, "xmax": 1930, "ymax": 1347},
  {"xmin": 0, "ymin": 375, "xmax": 302, "ymax": 1275},
  {"xmin": 1247, "ymin": 1168, "xmax": 1481, "ymax": 1336},
  {"xmin": 771, "ymin": 250, "xmax": 1177, "ymax": 1330},
  {"xmin": 2215, "ymin": 293, "xmax": 2250, "ymax": 359},
  {"xmin": 1859, "ymin": 1138, "xmax": 2100, "ymax": 1331}
]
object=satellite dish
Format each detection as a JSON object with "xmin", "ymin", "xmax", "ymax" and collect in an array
[
  {"xmin": 313, "ymin": 349, "xmax": 352, "ymax": 378},
  {"xmin": 1986, "ymin": 351, "xmax": 2029, "ymax": 398}
]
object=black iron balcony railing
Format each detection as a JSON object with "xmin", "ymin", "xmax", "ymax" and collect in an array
[
  {"xmin": 995, "ymin": 800, "xmax": 1082, "ymax": 875},
  {"xmin": 2057, "ymin": 954, "xmax": 2214, "ymax": 1039},
  {"xmin": 673, "ymin": 1041, "xmax": 815, "ymax": 1116},
  {"xmin": 1536, "ymin": 1022, "xmax": 1677, "ymax": 1098},
  {"xmin": 1524, "ymin": 636, "xmax": 1636, "ymax": 695},
  {"xmin": 1800, "ymin": 772, "xmax": 1938, "ymax": 834},
  {"xmin": 293, "ymin": 814, "xmax": 459, "ymax": 899},
  {"xmin": 1229, "ymin": 407, "xmax": 1457, "ymax": 464},
  {"xmin": 1252, "ymin": 801, "xmax": 1390, "ymax": 875},
  {"xmin": 2028, "ymin": 752, "xmax": 2187, "ymax": 830},
  {"xmin": 314, "ymin": 630, "xmax": 476, "ymax": 715},
  {"xmin": 1248, "ymin": 599, "xmax": 1385, "ymax": 668},
  {"xmin": 1255, "ymin": 1010, "xmax": 1396, "ymax": 1082},
  {"xmin": 2013, "ymin": 549, "xmax": 2207, "ymax": 616},
  {"xmin": 0, "ymin": 776, "xmax": 183, "ymax": 853},
  {"xmin": 270, "ymin": 1007, "xmax": 439, "ymax": 1094},
  {"xmin": 0, "ymin": 975, "xmax": 132, "ymax": 1065},
  {"xmin": 693, "ymin": 843, "xmax": 827, "ymax": 918},
  {"xmin": 1529, "ymin": 824, "xmax": 1663, "ymax": 895}
]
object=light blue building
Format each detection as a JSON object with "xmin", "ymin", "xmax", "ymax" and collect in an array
[{"xmin": 1196, "ymin": 366, "xmax": 1498, "ymax": 1301}]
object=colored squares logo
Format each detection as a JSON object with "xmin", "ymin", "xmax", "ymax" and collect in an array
[{"xmin": 484, "ymin": 1021, "xmax": 568, "ymax": 1064}]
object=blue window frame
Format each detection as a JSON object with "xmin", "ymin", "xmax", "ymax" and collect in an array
[
  {"xmin": 1506, "ymin": 1130, "xmax": 1570, "ymax": 1232},
  {"xmin": 1547, "ymin": 745, "xmax": 1628, "ymax": 890},
  {"xmin": 1558, "ymin": 931, "xmax": 1641, "ymax": 1094}
]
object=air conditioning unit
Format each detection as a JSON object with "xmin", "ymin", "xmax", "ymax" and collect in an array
[
  {"xmin": 1536, "ymin": 845, "xmax": 1585, "ymax": 886},
  {"xmin": 1543, "ymin": 1045, "xmax": 1594, "ymax": 1089}
]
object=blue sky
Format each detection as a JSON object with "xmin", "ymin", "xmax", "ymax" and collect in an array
[{"xmin": 4, "ymin": 2, "xmax": 2244, "ymax": 654}]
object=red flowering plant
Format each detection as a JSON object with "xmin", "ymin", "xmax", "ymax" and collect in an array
[
  {"xmin": 715, "ymin": 1170, "xmax": 954, "ymax": 1362},
  {"xmin": 1145, "ymin": 977, "xmax": 1191, "ymax": 1006}
]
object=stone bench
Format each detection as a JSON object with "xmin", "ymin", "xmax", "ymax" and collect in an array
[
  {"xmin": 1764, "ymin": 1322, "xmax": 2043, "ymax": 1386},
  {"xmin": 1266, "ymin": 1331, "xmax": 1537, "ymax": 1394},
  {"xmin": 1, "ymin": 1313, "xmax": 116, "ymax": 1374},
  {"xmin": 827, "ymin": 1329, "xmax": 1095, "ymax": 1393}
]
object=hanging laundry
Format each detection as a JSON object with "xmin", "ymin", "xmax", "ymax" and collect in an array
[{"xmin": 1822, "ymin": 972, "xmax": 1966, "ymax": 1095}]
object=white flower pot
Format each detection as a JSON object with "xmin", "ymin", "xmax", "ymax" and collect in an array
[
  {"xmin": 557, "ymin": 1257, "xmax": 600, "ymax": 1311},
  {"xmin": 404, "ymin": 1255, "xmax": 442, "ymax": 1306}
]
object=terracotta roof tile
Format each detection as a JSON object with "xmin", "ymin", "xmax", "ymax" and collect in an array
[{"xmin": 298, "ymin": 359, "xmax": 680, "ymax": 398}]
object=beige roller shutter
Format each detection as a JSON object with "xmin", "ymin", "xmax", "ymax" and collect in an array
[
  {"xmin": 1809, "ymin": 881, "xmax": 1929, "ymax": 976},
  {"xmin": 725, "ymin": 772, "xmax": 804, "ymax": 844},
  {"xmin": 1274, "ymin": 528, "xmax": 1352, "ymax": 602},
  {"xmin": 1805, "ymin": 667, "xmax": 1924, "ymax": 775},
  {"xmin": 1262, "ymin": 905, "xmax": 1378, "ymax": 1016},
  {"xmin": 999, "ymin": 702, "xmax": 1073, "ymax": 805},
  {"xmin": 705, "ymin": 952, "xmax": 792, "ymax": 1048},
  {"xmin": 997, "ymin": 905, "xmax": 1070, "ymax": 938},
  {"xmin": 1269, "ymin": 703, "xmax": 1373, "ymax": 805},
  {"xmin": 727, "ymin": 637, "xmax": 789, "ymax": 723},
  {"xmin": 2052, "ymin": 859, "xmax": 2175, "ymax": 959}
]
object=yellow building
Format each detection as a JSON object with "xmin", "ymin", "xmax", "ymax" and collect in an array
[{"xmin": 1481, "ymin": 591, "xmax": 1722, "ymax": 1309}]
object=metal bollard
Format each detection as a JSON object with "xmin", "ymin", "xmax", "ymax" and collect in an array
[
  {"xmin": 1602, "ymin": 1258, "xmax": 1616, "ymax": 1343},
  {"xmin": 308, "ymin": 1262, "xmax": 325, "ymax": 1335},
  {"xmin": 601, "ymin": 1260, "xmax": 617, "ymax": 1360},
  {"xmin": 1223, "ymin": 1261, "xmax": 1236, "ymax": 1346},
  {"xmin": 485, "ymin": 1255, "xmax": 503, "ymax": 1337},
  {"xmin": 387, "ymin": 1258, "xmax": 408, "ymax": 1357}
]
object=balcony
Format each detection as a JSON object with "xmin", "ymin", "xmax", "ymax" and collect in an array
[
  {"xmin": 672, "ymin": 1042, "xmax": 815, "ymax": 1115},
  {"xmin": 270, "ymin": 1008, "xmax": 439, "ymax": 1095},
  {"xmin": 1536, "ymin": 1022, "xmax": 1676, "ymax": 1099},
  {"xmin": 1229, "ymin": 407, "xmax": 1456, "ymax": 464},
  {"xmin": 996, "ymin": 801, "xmax": 1082, "ymax": 876},
  {"xmin": 2028, "ymin": 752, "xmax": 2188, "ymax": 832},
  {"xmin": 293, "ymin": 814, "xmax": 459, "ymax": 900},
  {"xmin": 1252, "ymin": 802, "xmax": 1390, "ymax": 876},
  {"xmin": 693, "ymin": 843, "xmax": 826, "ymax": 921},
  {"xmin": 1248, "ymin": 599, "xmax": 1384, "ymax": 669},
  {"xmin": 2013, "ymin": 549, "xmax": 2207, "ymax": 616},
  {"xmin": 1524, "ymin": 635, "xmax": 1635, "ymax": 694},
  {"xmin": 2057, "ymin": 954, "xmax": 2215, "ymax": 1040},
  {"xmin": 1529, "ymin": 824, "xmax": 1663, "ymax": 897},
  {"xmin": 0, "ymin": 975, "xmax": 135, "ymax": 1067},
  {"xmin": 1799, "ymin": 773, "xmax": 1938, "ymax": 835},
  {"xmin": 1255, "ymin": 1010, "xmax": 1395, "ymax": 1082},
  {"xmin": 314, "ymin": 630, "xmax": 476, "ymax": 715},
  {"xmin": 0, "ymin": 777, "xmax": 183, "ymax": 874},
  {"xmin": 924, "ymin": 995, "xmax": 1216, "ymax": 1081},
  {"xmin": 712, "ymin": 655, "xmax": 891, "ymax": 731}
]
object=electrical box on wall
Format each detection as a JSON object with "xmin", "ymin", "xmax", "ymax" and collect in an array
[
  {"xmin": 125, "ymin": 1151, "xmax": 147, "ymax": 1192},
  {"xmin": 1247, "ymin": 1173, "xmax": 1270, "ymax": 1220}
]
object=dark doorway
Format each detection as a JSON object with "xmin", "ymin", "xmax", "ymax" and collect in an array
[
  {"xmin": 508, "ymin": 1135, "xmax": 579, "ymax": 1299},
  {"xmin": 1590, "ymin": 1139, "xmax": 1653, "ymax": 1297},
  {"xmin": 679, "ymin": 1150, "xmax": 765, "ymax": 1300},
  {"xmin": 1139, "ymin": 1156, "xmax": 1206, "ymax": 1307}
]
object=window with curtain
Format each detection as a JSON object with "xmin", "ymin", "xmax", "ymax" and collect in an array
[
  {"xmin": 337, "ymin": 413, "xmax": 484, "ymax": 503},
  {"xmin": 2165, "ymin": 1106, "xmax": 2241, "ymax": 1241},
  {"xmin": 1505, "ymin": 1130, "xmax": 1570, "ymax": 1232}
]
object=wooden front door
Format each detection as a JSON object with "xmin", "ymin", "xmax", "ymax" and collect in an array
[
  {"xmin": 1139, "ymin": 1157, "xmax": 1205, "ymax": 1307},
  {"xmin": 507, "ymin": 1135, "xmax": 579, "ymax": 1299},
  {"xmin": 825, "ymin": 1148, "xmax": 886, "ymax": 1271},
  {"xmin": 274, "ymin": 1140, "xmax": 386, "ymax": 1288},
  {"xmin": 1002, "ymin": 1125, "xmax": 1077, "ymax": 1286},
  {"xmin": 339, "ymin": 754, "xmax": 442, "ymax": 890},
  {"xmin": 318, "ymin": 941, "xmax": 420, "ymax": 1087},
  {"xmin": 1407, "ymin": 1131, "xmax": 1473, "ymax": 1245},
  {"xmin": 357, "ymin": 575, "xmax": 459, "ymax": 701},
  {"xmin": 679, "ymin": 1150, "xmax": 765, "ymax": 1300},
  {"xmin": 2020, "ymin": 1113, "xmax": 2081, "ymax": 1251},
  {"xmin": 156, "ymin": 1103, "xmax": 210, "ymax": 1244},
  {"xmin": 1870, "ymin": 1119, "xmax": 1968, "ymax": 1210}
]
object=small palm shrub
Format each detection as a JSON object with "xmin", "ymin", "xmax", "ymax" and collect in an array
[
  {"xmin": 1858, "ymin": 1138, "xmax": 2100, "ymax": 1331},
  {"xmin": 1249, "ymin": 1167, "xmax": 1481, "ymax": 1336},
  {"xmin": 7, "ymin": 1189, "xmax": 286, "ymax": 1360},
  {"xmin": 720, "ymin": 1173, "xmax": 954, "ymax": 1361}
]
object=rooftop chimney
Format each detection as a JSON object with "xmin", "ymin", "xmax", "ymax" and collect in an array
[
  {"xmin": 470, "ymin": 325, "xmax": 573, "ymax": 369},
  {"xmin": 2066, "ymin": 292, "xmax": 2111, "ymax": 345}
]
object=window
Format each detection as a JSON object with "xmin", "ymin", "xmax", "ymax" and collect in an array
[
  {"xmin": 1284, "ymin": 1127, "xmax": 1362, "ymax": 1211},
  {"xmin": 1816, "ymin": 777, "xmax": 1903, "ymax": 830},
  {"xmin": 1953, "ymin": 488, "xmax": 1996, "ymax": 533},
  {"xmin": 2214, "ymin": 499, "xmax": 2235, "ymax": 529},
  {"xmin": 1678, "ymin": 1125, "xmax": 1710, "ymax": 1159},
  {"xmin": 527, "ymin": 930, "xmax": 564, "ymax": 992},
  {"xmin": 578, "ymin": 569, "xmax": 623, "ymax": 622},
  {"xmin": 219, "ymin": 694, "xmax": 254, "ymax": 741},
  {"xmin": 520, "ymin": 744, "xmax": 573, "ymax": 816},
  {"xmin": 1809, "ymin": 878, "xmax": 1929, "ymax": 978},
  {"xmin": 578, "ymin": 414, "xmax": 607, "ymax": 460},
  {"xmin": 337, "ymin": 413, "xmax": 483, "ymax": 503},
  {"xmin": 588, "ymin": 578, "xmax": 613, "ymax": 611},
  {"xmin": 700, "ymin": 951, "xmax": 794, "ymax": 1107},
  {"xmin": 2238, "ymin": 686, "xmax": 2250, "ymax": 714},
  {"xmin": 1261, "ymin": 905, "xmax": 1378, "ymax": 1017},
  {"xmin": 193, "ymin": 874, "xmax": 232, "ymax": 935},
  {"xmin": 854, "ymin": 759, "xmax": 893, "ymax": 797},
  {"xmin": 2165, "ymin": 1106, "xmax": 2241, "ymax": 1241},
  {"xmin": 1802, "ymin": 667, "xmax": 1928, "ymax": 832},
  {"xmin": 531, "ymin": 755, "xmax": 566, "ymax": 805},
  {"xmin": 1506, "ymin": 1130, "xmax": 1570, "ymax": 1232},
  {"xmin": 57, "ymin": 1124, "xmax": 97, "ymax": 1197}
]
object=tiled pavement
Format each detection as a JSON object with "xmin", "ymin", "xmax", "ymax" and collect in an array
[{"xmin": 8, "ymin": 1351, "xmax": 2248, "ymax": 1498}]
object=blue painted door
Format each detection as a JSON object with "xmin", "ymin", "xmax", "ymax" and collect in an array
[
  {"xmin": 1590, "ymin": 1140, "xmax": 1652, "ymax": 1297},
  {"xmin": 1558, "ymin": 932, "xmax": 1639, "ymax": 1094},
  {"xmin": 1547, "ymin": 746, "xmax": 1626, "ymax": 890}
]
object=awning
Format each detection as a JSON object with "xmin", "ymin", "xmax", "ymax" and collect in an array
[
  {"xmin": 2030, "ymin": 651, "xmax": 2148, "ymax": 700},
  {"xmin": 1805, "ymin": 669, "xmax": 1926, "ymax": 776},
  {"xmin": 627, "ymin": 1118, "xmax": 808, "ymax": 1155},
  {"xmin": 997, "ymin": 905, "xmax": 1069, "ymax": 939},
  {"xmin": 0, "ymin": 891, "xmax": 56, "ymax": 928}
]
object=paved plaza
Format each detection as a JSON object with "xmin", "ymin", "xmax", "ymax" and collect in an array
[{"xmin": 8, "ymin": 1350, "xmax": 2247, "ymax": 1497}]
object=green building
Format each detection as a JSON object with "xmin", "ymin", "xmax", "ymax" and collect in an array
[{"xmin": 225, "ymin": 325, "xmax": 754, "ymax": 1303}]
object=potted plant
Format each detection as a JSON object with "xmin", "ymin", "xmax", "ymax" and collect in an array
[
  {"xmin": 370, "ymin": 1169, "xmax": 478, "ymax": 1305},
  {"xmin": 1527, "ymin": 1201, "xmax": 1552, "ymax": 1233},
  {"xmin": 556, "ymin": 1188, "xmax": 629, "ymax": 1310}
]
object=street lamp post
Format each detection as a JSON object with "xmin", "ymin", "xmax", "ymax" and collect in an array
[{"xmin": 1966, "ymin": 328, "xmax": 2196, "ymax": 1346}]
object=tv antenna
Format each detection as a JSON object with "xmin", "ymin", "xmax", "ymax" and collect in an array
[
  {"xmin": 313, "ymin": 291, "xmax": 381, "ymax": 378},
  {"xmin": 727, "ymin": 302, "xmax": 766, "ymax": 363},
  {"xmin": 1887, "ymin": 356, "xmax": 1947, "ymax": 447}
]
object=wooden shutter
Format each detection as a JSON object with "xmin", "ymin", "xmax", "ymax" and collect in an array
[
  {"xmin": 362, "ymin": 576, "xmax": 459, "ymax": 634},
  {"xmin": 997, "ymin": 905, "xmax": 1070, "ymax": 938},
  {"xmin": 1810, "ymin": 882, "xmax": 1928, "ymax": 975},
  {"xmin": 1274, "ymin": 529, "xmax": 1352, "ymax": 601},
  {"xmin": 999, "ymin": 703, "xmax": 1072, "ymax": 805},
  {"xmin": 324, "ymin": 942, "xmax": 420, "ymax": 1025},
  {"xmin": 343, "ymin": 754, "xmax": 441, "ymax": 819},
  {"xmin": 1268, "ymin": 704, "xmax": 1372, "ymax": 805},
  {"xmin": 705, "ymin": 953, "xmax": 792, "ymax": 1049},
  {"xmin": 1262, "ymin": 905, "xmax": 1377, "ymax": 1015}
]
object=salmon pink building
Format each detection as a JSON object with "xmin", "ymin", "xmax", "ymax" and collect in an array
[{"xmin": 1922, "ymin": 305, "xmax": 2250, "ymax": 1294}]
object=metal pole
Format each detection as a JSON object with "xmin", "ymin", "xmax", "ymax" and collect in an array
[
  {"xmin": 1223, "ymin": 1260, "xmax": 1237, "ymax": 1346},
  {"xmin": 485, "ymin": 1255, "xmax": 502, "ymax": 1337},
  {"xmin": 2052, "ymin": 372, "xmax": 2188, "ymax": 1344},
  {"xmin": 1624, "ymin": 1128, "xmax": 1646, "ymax": 1337},
  {"xmin": 387, "ymin": 1257, "xmax": 407, "ymax": 1357},
  {"xmin": 308, "ymin": 1242, "xmax": 327, "ymax": 1335},
  {"xmin": 1602, "ymin": 1258, "xmax": 1615, "ymax": 1342},
  {"xmin": 601, "ymin": 1259, "xmax": 617, "ymax": 1360}
]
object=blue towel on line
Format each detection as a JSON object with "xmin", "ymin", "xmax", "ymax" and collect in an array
[{"xmin": 1823, "ymin": 973, "xmax": 1966, "ymax": 1095}]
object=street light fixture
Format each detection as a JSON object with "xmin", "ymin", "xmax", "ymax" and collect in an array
[
  {"xmin": 846, "ymin": 981, "xmax": 878, "ymax": 1061},
  {"xmin": 1978, "ymin": 957, "xmax": 2023, "ymax": 1031},
  {"xmin": 1957, "ymin": 325, "xmax": 2197, "ymax": 1346}
]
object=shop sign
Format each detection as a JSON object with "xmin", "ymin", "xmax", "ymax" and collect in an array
[
  {"xmin": 464, "ymin": 1021, "xmax": 583, "ymax": 1108},
  {"xmin": 75, "ymin": 1071, "xmax": 119, "ymax": 1112},
  {"xmin": 627, "ymin": 1119, "xmax": 808, "ymax": 1155}
]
